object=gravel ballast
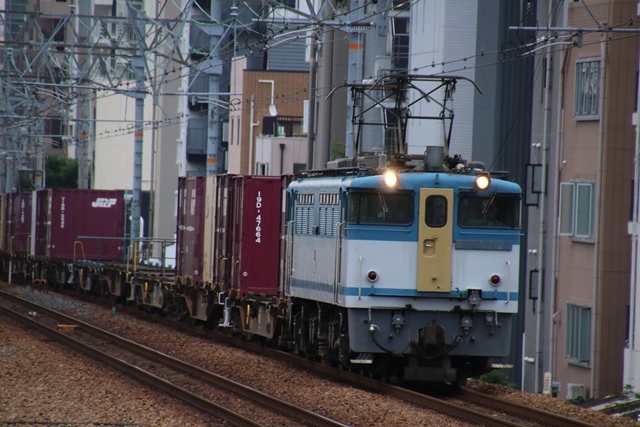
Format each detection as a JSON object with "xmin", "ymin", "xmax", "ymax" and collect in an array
[{"xmin": 1, "ymin": 284, "xmax": 639, "ymax": 426}]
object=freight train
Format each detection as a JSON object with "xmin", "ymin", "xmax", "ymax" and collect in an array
[
  {"xmin": 0, "ymin": 76, "xmax": 522, "ymax": 384},
  {"xmin": 0, "ymin": 149, "xmax": 521, "ymax": 384}
]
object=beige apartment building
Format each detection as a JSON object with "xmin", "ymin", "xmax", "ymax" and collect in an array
[{"xmin": 553, "ymin": 0, "xmax": 637, "ymax": 398}]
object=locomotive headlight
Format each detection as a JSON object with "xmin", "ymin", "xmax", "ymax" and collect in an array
[
  {"xmin": 383, "ymin": 169, "xmax": 398, "ymax": 188},
  {"xmin": 489, "ymin": 274, "xmax": 502, "ymax": 286},
  {"xmin": 366, "ymin": 270, "xmax": 379, "ymax": 282},
  {"xmin": 474, "ymin": 173, "xmax": 490, "ymax": 191}
]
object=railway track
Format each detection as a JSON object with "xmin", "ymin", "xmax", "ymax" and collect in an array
[
  {"xmin": 0, "ymin": 290, "xmax": 348, "ymax": 427},
  {"xmin": 455, "ymin": 387, "xmax": 601, "ymax": 427},
  {"xmin": 1, "ymin": 286, "xmax": 602, "ymax": 427},
  {"xmin": 155, "ymin": 305, "xmax": 602, "ymax": 427}
]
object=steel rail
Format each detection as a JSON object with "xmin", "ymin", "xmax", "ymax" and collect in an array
[
  {"xmin": 0, "ymin": 291, "xmax": 348, "ymax": 427},
  {"xmin": 459, "ymin": 387, "xmax": 600, "ymax": 427},
  {"xmin": 0, "ymin": 303, "xmax": 263, "ymax": 427},
  {"xmin": 2, "ymin": 287, "xmax": 602, "ymax": 427}
]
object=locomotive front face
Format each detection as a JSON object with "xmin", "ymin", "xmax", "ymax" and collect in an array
[{"xmin": 285, "ymin": 172, "xmax": 521, "ymax": 381}]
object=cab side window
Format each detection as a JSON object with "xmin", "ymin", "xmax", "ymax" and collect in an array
[{"xmin": 347, "ymin": 192, "xmax": 414, "ymax": 225}]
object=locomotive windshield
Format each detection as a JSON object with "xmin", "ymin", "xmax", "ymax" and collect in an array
[
  {"xmin": 348, "ymin": 191, "xmax": 414, "ymax": 225},
  {"xmin": 458, "ymin": 193, "xmax": 520, "ymax": 229}
]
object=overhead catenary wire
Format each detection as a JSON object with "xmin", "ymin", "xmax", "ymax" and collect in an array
[{"xmin": 2, "ymin": 1, "xmax": 639, "ymax": 155}]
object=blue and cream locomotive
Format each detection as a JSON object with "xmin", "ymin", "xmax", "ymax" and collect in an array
[{"xmin": 283, "ymin": 151, "xmax": 521, "ymax": 382}]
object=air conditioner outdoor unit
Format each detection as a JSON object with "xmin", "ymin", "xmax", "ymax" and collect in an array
[{"xmin": 566, "ymin": 383, "xmax": 585, "ymax": 400}]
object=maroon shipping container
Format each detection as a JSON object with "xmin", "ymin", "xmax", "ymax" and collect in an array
[
  {"xmin": 228, "ymin": 176, "xmax": 282, "ymax": 298},
  {"xmin": 176, "ymin": 176, "xmax": 207, "ymax": 284},
  {"xmin": 5, "ymin": 192, "xmax": 33, "ymax": 253},
  {"xmin": 177, "ymin": 175, "xmax": 282, "ymax": 296},
  {"xmin": 35, "ymin": 189, "xmax": 125, "ymax": 261}
]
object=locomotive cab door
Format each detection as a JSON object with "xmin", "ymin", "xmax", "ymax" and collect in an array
[{"xmin": 417, "ymin": 189, "xmax": 453, "ymax": 292}]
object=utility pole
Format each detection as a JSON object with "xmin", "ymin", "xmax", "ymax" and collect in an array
[
  {"xmin": 128, "ymin": 4, "xmax": 150, "ymax": 245},
  {"xmin": 307, "ymin": 29, "xmax": 318, "ymax": 170},
  {"xmin": 345, "ymin": 0, "xmax": 364, "ymax": 158},
  {"xmin": 206, "ymin": 0, "xmax": 223, "ymax": 176},
  {"xmin": 75, "ymin": 0, "xmax": 95, "ymax": 189},
  {"xmin": 314, "ymin": 25, "xmax": 333, "ymax": 170}
]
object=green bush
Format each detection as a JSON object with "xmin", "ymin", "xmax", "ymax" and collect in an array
[{"xmin": 477, "ymin": 370, "xmax": 516, "ymax": 388}]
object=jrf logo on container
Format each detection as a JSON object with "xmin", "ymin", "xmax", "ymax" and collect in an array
[{"xmin": 92, "ymin": 198, "xmax": 118, "ymax": 208}]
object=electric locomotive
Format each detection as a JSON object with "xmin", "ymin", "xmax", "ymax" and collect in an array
[{"xmin": 283, "ymin": 150, "xmax": 521, "ymax": 383}]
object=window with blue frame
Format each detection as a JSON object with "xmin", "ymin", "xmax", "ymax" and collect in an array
[{"xmin": 457, "ymin": 194, "xmax": 520, "ymax": 229}]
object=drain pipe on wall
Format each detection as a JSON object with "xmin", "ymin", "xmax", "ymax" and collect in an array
[
  {"xmin": 592, "ymin": 32, "xmax": 608, "ymax": 398},
  {"xmin": 249, "ymin": 95, "xmax": 260, "ymax": 174},
  {"xmin": 629, "ymin": 28, "xmax": 640, "ymax": 391}
]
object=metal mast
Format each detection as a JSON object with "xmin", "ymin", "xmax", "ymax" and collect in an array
[{"xmin": 0, "ymin": 1, "xmax": 191, "ymax": 240}]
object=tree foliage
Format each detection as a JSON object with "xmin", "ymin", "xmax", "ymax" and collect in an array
[
  {"xmin": 18, "ymin": 172, "xmax": 35, "ymax": 192},
  {"xmin": 330, "ymin": 138, "xmax": 346, "ymax": 161},
  {"xmin": 45, "ymin": 155, "xmax": 78, "ymax": 189}
]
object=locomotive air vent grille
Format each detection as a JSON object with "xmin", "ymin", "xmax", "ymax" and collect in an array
[
  {"xmin": 295, "ymin": 206, "xmax": 314, "ymax": 235},
  {"xmin": 319, "ymin": 193, "xmax": 339, "ymax": 205},
  {"xmin": 296, "ymin": 193, "xmax": 315, "ymax": 205},
  {"xmin": 319, "ymin": 206, "xmax": 340, "ymax": 236}
]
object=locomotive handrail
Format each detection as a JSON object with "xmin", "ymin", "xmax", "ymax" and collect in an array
[
  {"xmin": 358, "ymin": 256, "xmax": 363, "ymax": 299},
  {"xmin": 333, "ymin": 221, "xmax": 345, "ymax": 304},
  {"xmin": 505, "ymin": 260, "xmax": 511, "ymax": 304},
  {"xmin": 284, "ymin": 221, "xmax": 295, "ymax": 294}
]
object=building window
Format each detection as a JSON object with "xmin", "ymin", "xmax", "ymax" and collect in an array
[
  {"xmin": 574, "ymin": 59, "xmax": 600, "ymax": 119},
  {"xmin": 566, "ymin": 303, "xmax": 591, "ymax": 366},
  {"xmin": 390, "ymin": 16, "xmax": 409, "ymax": 71},
  {"xmin": 558, "ymin": 182, "xmax": 594, "ymax": 239}
]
